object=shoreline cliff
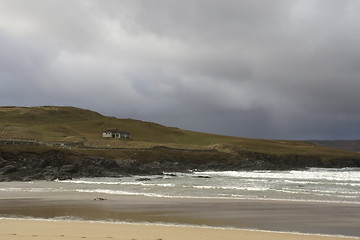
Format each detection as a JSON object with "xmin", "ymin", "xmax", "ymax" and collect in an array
[{"xmin": 1, "ymin": 145, "xmax": 359, "ymax": 182}]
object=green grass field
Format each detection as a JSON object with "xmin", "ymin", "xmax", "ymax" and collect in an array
[{"xmin": 1, "ymin": 106, "xmax": 359, "ymax": 161}]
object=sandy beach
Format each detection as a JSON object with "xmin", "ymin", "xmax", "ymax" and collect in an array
[
  {"xmin": 1, "ymin": 196, "xmax": 360, "ymax": 238},
  {"xmin": 1, "ymin": 218, "xmax": 359, "ymax": 240}
]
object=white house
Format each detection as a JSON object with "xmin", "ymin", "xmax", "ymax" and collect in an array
[{"xmin": 102, "ymin": 129, "xmax": 130, "ymax": 139}]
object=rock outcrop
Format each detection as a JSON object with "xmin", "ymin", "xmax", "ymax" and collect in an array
[{"xmin": 1, "ymin": 146, "xmax": 360, "ymax": 182}]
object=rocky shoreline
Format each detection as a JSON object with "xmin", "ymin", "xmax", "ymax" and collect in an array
[{"xmin": 1, "ymin": 146, "xmax": 360, "ymax": 182}]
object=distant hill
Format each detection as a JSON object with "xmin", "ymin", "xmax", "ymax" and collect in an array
[
  {"xmin": 0, "ymin": 105, "xmax": 248, "ymax": 148},
  {"xmin": 308, "ymin": 140, "xmax": 360, "ymax": 152},
  {"xmin": 1, "ymin": 105, "xmax": 360, "ymax": 181},
  {"xmin": 1, "ymin": 106, "xmax": 359, "ymax": 155}
]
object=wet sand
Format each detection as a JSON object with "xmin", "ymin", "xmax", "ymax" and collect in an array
[{"xmin": 0, "ymin": 196, "xmax": 360, "ymax": 237}]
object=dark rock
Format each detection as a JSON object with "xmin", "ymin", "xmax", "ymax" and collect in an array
[
  {"xmin": 102, "ymin": 160, "xmax": 119, "ymax": 169},
  {"xmin": 116, "ymin": 159, "xmax": 139, "ymax": 167},
  {"xmin": 0, "ymin": 157, "xmax": 5, "ymax": 168},
  {"xmin": 93, "ymin": 197, "xmax": 107, "ymax": 201},
  {"xmin": 22, "ymin": 176, "xmax": 35, "ymax": 181},
  {"xmin": 56, "ymin": 175, "xmax": 72, "ymax": 181},
  {"xmin": 139, "ymin": 162, "xmax": 163, "ymax": 175},
  {"xmin": 38, "ymin": 159, "xmax": 50, "ymax": 168},
  {"xmin": 43, "ymin": 175, "xmax": 57, "ymax": 181},
  {"xmin": 165, "ymin": 173, "xmax": 177, "ymax": 177},
  {"xmin": 0, "ymin": 165, "xmax": 17, "ymax": 174},
  {"xmin": 195, "ymin": 175, "xmax": 211, "ymax": 179},
  {"xmin": 136, "ymin": 178, "xmax": 151, "ymax": 181},
  {"xmin": 60, "ymin": 164, "xmax": 78, "ymax": 173},
  {"xmin": 1, "ymin": 144, "xmax": 360, "ymax": 182}
]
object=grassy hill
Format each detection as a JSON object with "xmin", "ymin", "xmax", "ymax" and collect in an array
[
  {"xmin": 0, "ymin": 106, "xmax": 236, "ymax": 147},
  {"xmin": 308, "ymin": 140, "xmax": 360, "ymax": 152},
  {"xmin": 1, "ymin": 106, "xmax": 360, "ymax": 162}
]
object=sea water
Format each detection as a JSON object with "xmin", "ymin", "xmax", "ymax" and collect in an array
[{"xmin": 0, "ymin": 168, "xmax": 359, "ymax": 204}]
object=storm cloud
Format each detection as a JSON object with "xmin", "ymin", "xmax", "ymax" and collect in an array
[{"xmin": 1, "ymin": 0, "xmax": 360, "ymax": 139}]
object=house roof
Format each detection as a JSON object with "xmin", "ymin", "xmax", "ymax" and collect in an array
[{"xmin": 103, "ymin": 129, "xmax": 130, "ymax": 134}]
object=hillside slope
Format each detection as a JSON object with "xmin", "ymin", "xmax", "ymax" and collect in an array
[
  {"xmin": 1, "ymin": 106, "xmax": 360, "ymax": 181},
  {"xmin": 308, "ymin": 140, "xmax": 360, "ymax": 152},
  {"xmin": 0, "ymin": 106, "xmax": 237, "ymax": 147},
  {"xmin": 1, "ymin": 106, "xmax": 360, "ymax": 156}
]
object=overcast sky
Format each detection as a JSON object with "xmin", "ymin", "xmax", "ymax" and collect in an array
[{"xmin": 1, "ymin": 0, "xmax": 360, "ymax": 140}]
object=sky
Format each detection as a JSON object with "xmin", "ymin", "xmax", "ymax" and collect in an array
[{"xmin": 1, "ymin": 0, "xmax": 360, "ymax": 140}]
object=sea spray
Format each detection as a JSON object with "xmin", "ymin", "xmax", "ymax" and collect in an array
[{"xmin": 0, "ymin": 168, "xmax": 359, "ymax": 204}]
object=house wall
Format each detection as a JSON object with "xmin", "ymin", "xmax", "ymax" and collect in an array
[
  {"xmin": 102, "ymin": 132, "xmax": 112, "ymax": 138},
  {"xmin": 122, "ymin": 134, "xmax": 130, "ymax": 138},
  {"xmin": 102, "ymin": 132, "xmax": 130, "ymax": 138}
]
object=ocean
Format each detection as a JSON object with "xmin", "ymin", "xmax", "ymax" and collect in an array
[{"xmin": 1, "ymin": 168, "xmax": 359, "ymax": 204}]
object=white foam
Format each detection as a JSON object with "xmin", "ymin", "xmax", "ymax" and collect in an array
[
  {"xmin": 193, "ymin": 185, "xmax": 270, "ymax": 191},
  {"xmin": 75, "ymin": 189, "xmax": 166, "ymax": 198},
  {"xmin": 197, "ymin": 169, "xmax": 360, "ymax": 182},
  {"xmin": 2, "ymin": 168, "xmax": 360, "ymax": 204},
  {"xmin": 57, "ymin": 179, "xmax": 175, "ymax": 188},
  {"xmin": 56, "ymin": 179, "xmax": 122, "ymax": 185}
]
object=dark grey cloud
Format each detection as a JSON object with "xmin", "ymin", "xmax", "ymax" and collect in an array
[{"xmin": 1, "ymin": 0, "xmax": 360, "ymax": 139}]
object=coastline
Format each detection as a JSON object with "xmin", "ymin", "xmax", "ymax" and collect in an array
[
  {"xmin": 1, "ymin": 196, "xmax": 360, "ymax": 237},
  {"xmin": 1, "ymin": 218, "xmax": 359, "ymax": 240}
]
